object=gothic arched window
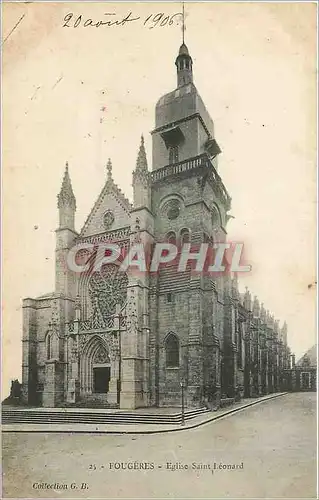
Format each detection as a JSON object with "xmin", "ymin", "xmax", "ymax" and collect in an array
[
  {"xmin": 180, "ymin": 228, "xmax": 190, "ymax": 245},
  {"xmin": 46, "ymin": 333, "xmax": 52, "ymax": 360},
  {"xmin": 165, "ymin": 334, "xmax": 180, "ymax": 368},
  {"xmin": 203, "ymin": 233, "xmax": 214, "ymax": 267},
  {"xmin": 166, "ymin": 231, "xmax": 177, "ymax": 245},
  {"xmin": 211, "ymin": 205, "xmax": 222, "ymax": 230},
  {"xmin": 46, "ymin": 331, "xmax": 59, "ymax": 360}
]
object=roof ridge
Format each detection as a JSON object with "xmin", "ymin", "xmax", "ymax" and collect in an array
[{"xmin": 106, "ymin": 176, "xmax": 133, "ymax": 209}]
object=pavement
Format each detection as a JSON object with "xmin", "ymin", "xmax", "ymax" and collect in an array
[
  {"xmin": 2, "ymin": 392, "xmax": 287, "ymax": 434},
  {"xmin": 2, "ymin": 392, "xmax": 317, "ymax": 499}
]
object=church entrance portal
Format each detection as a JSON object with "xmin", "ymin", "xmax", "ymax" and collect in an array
[
  {"xmin": 93, "ymin": 366, "xmax": 110, "ymax": 394},
  {"xmin": 80, "ymin": 335, "xmax": 112, "ymax": 396}
]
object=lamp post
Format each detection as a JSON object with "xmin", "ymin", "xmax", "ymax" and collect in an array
[
  {"xmin": 117, "ymin": 310, "xmax": 122, "ymax": 406},
  {"xmin": 180, "ymin": 379, "xmax": 185, "ymax": 426}
]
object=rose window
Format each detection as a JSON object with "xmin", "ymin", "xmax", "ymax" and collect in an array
[
  {"xmin": 88, "ymin": 264, "xmax": 128, "ymax": 324},
  {"xmin": 163, "ymin": 199, "xmax": 181, "ymax": 220}
]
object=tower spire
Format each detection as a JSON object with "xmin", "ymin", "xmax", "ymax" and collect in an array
[{"xmin": 175, "ymin": 4, "xmax": 193, "ymax": 88}]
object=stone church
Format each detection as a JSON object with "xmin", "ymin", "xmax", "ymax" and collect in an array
[{"xmin": 22, "ymin": 42, "xmax": 292, "ymax": 409}]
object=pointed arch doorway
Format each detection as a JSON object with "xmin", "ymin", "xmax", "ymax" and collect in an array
[
  {"xmin": 80, "ymin": 335, "xmax": 111, "ymax": 396},
  {"xmin": 93, "ymin": 364, "xmax": 110, "ymax": 394}
]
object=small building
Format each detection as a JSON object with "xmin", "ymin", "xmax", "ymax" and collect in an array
[{"xmin": 287, "ymin": 346, "xmax": 317, "ymax": 392}]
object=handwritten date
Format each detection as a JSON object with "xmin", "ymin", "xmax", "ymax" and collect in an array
[{"xmin": 62, "ymin": 12, "xmax": 182, "ymax": 29}]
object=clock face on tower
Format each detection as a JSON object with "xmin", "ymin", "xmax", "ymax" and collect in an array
[{"xmin": 163, "ymin": 199, "xmax": 181, "ymax": 220}]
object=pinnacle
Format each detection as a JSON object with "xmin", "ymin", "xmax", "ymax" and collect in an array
[
  {"xmin": 57, "ymin": 161, "xmax": 76, "ymax": 210},
  {"xmin": 135, "ymin": 134, "xmax": 148, "ymax": 171},
  {"xmin": 282, "ymin": 321, "xmax": 288, "ymax": 333},
  {"xmin": 106, "ymin": 158, "xmax": 113, "ymax": 181}
]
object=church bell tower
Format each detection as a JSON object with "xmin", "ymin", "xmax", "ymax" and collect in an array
[{"xmin": 149, "ymin": 37, "xmax": 232, "ymax": 406}]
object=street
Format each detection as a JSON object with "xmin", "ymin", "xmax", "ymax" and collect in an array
[{"xmin": 2, "ymin": 393, "xmax": 317, "ymax": 499}]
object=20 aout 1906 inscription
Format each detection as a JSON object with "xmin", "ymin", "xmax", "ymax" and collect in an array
[{"xmin": 62, "ymin": 11, "xmax": 182, "ymax": 29}]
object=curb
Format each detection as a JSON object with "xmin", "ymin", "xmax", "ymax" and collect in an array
[{"xmin": 2, "ymin": 392, "xmax": 288, "ymax": 435}]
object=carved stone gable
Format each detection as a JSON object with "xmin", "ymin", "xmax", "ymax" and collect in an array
[{"xmin": 80, "ymin": 176, "xmax": 132, "ymax": 238}]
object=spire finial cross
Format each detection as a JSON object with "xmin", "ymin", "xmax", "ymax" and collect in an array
[{"xmin": 182, "ymin": 1, "xmax": 185, "ymax": 44}]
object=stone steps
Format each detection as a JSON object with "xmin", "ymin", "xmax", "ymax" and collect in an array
[{"xmin": 1, "ymin": 407, "xmax": 210, "ymax": 425}]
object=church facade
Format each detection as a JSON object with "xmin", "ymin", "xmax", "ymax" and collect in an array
[{"xmin": 21, "ymin": 43, "xmax": 292, "ymax": 409}]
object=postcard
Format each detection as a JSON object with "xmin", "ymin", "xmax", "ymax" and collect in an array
[{"xmin": 2, "ymin": 2, "xmax": 317, "ymax": 499}]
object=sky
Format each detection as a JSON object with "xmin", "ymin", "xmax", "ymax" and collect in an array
[{"xmin": 2, "ymin": 2, "xmax": 317, "ymax": 397}]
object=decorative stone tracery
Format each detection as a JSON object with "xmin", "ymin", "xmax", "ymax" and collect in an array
[
  {"xmin": 89, "ymin": 265, "xmax": 127, "ymax": 322},
  {"xmin": 78, "ymin": 263, "xmax": 128, "ymax": 330},
  {"xmin": 77, "ymin": 332, "xmax": 118, "ymax": 361},
  {"xmin": 93, "ymin": 346, "xmax": 110, "ymax": 364},
  {"xmin": 126, "ymin": 288, "xmax": 138, "ymax": 334}
]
